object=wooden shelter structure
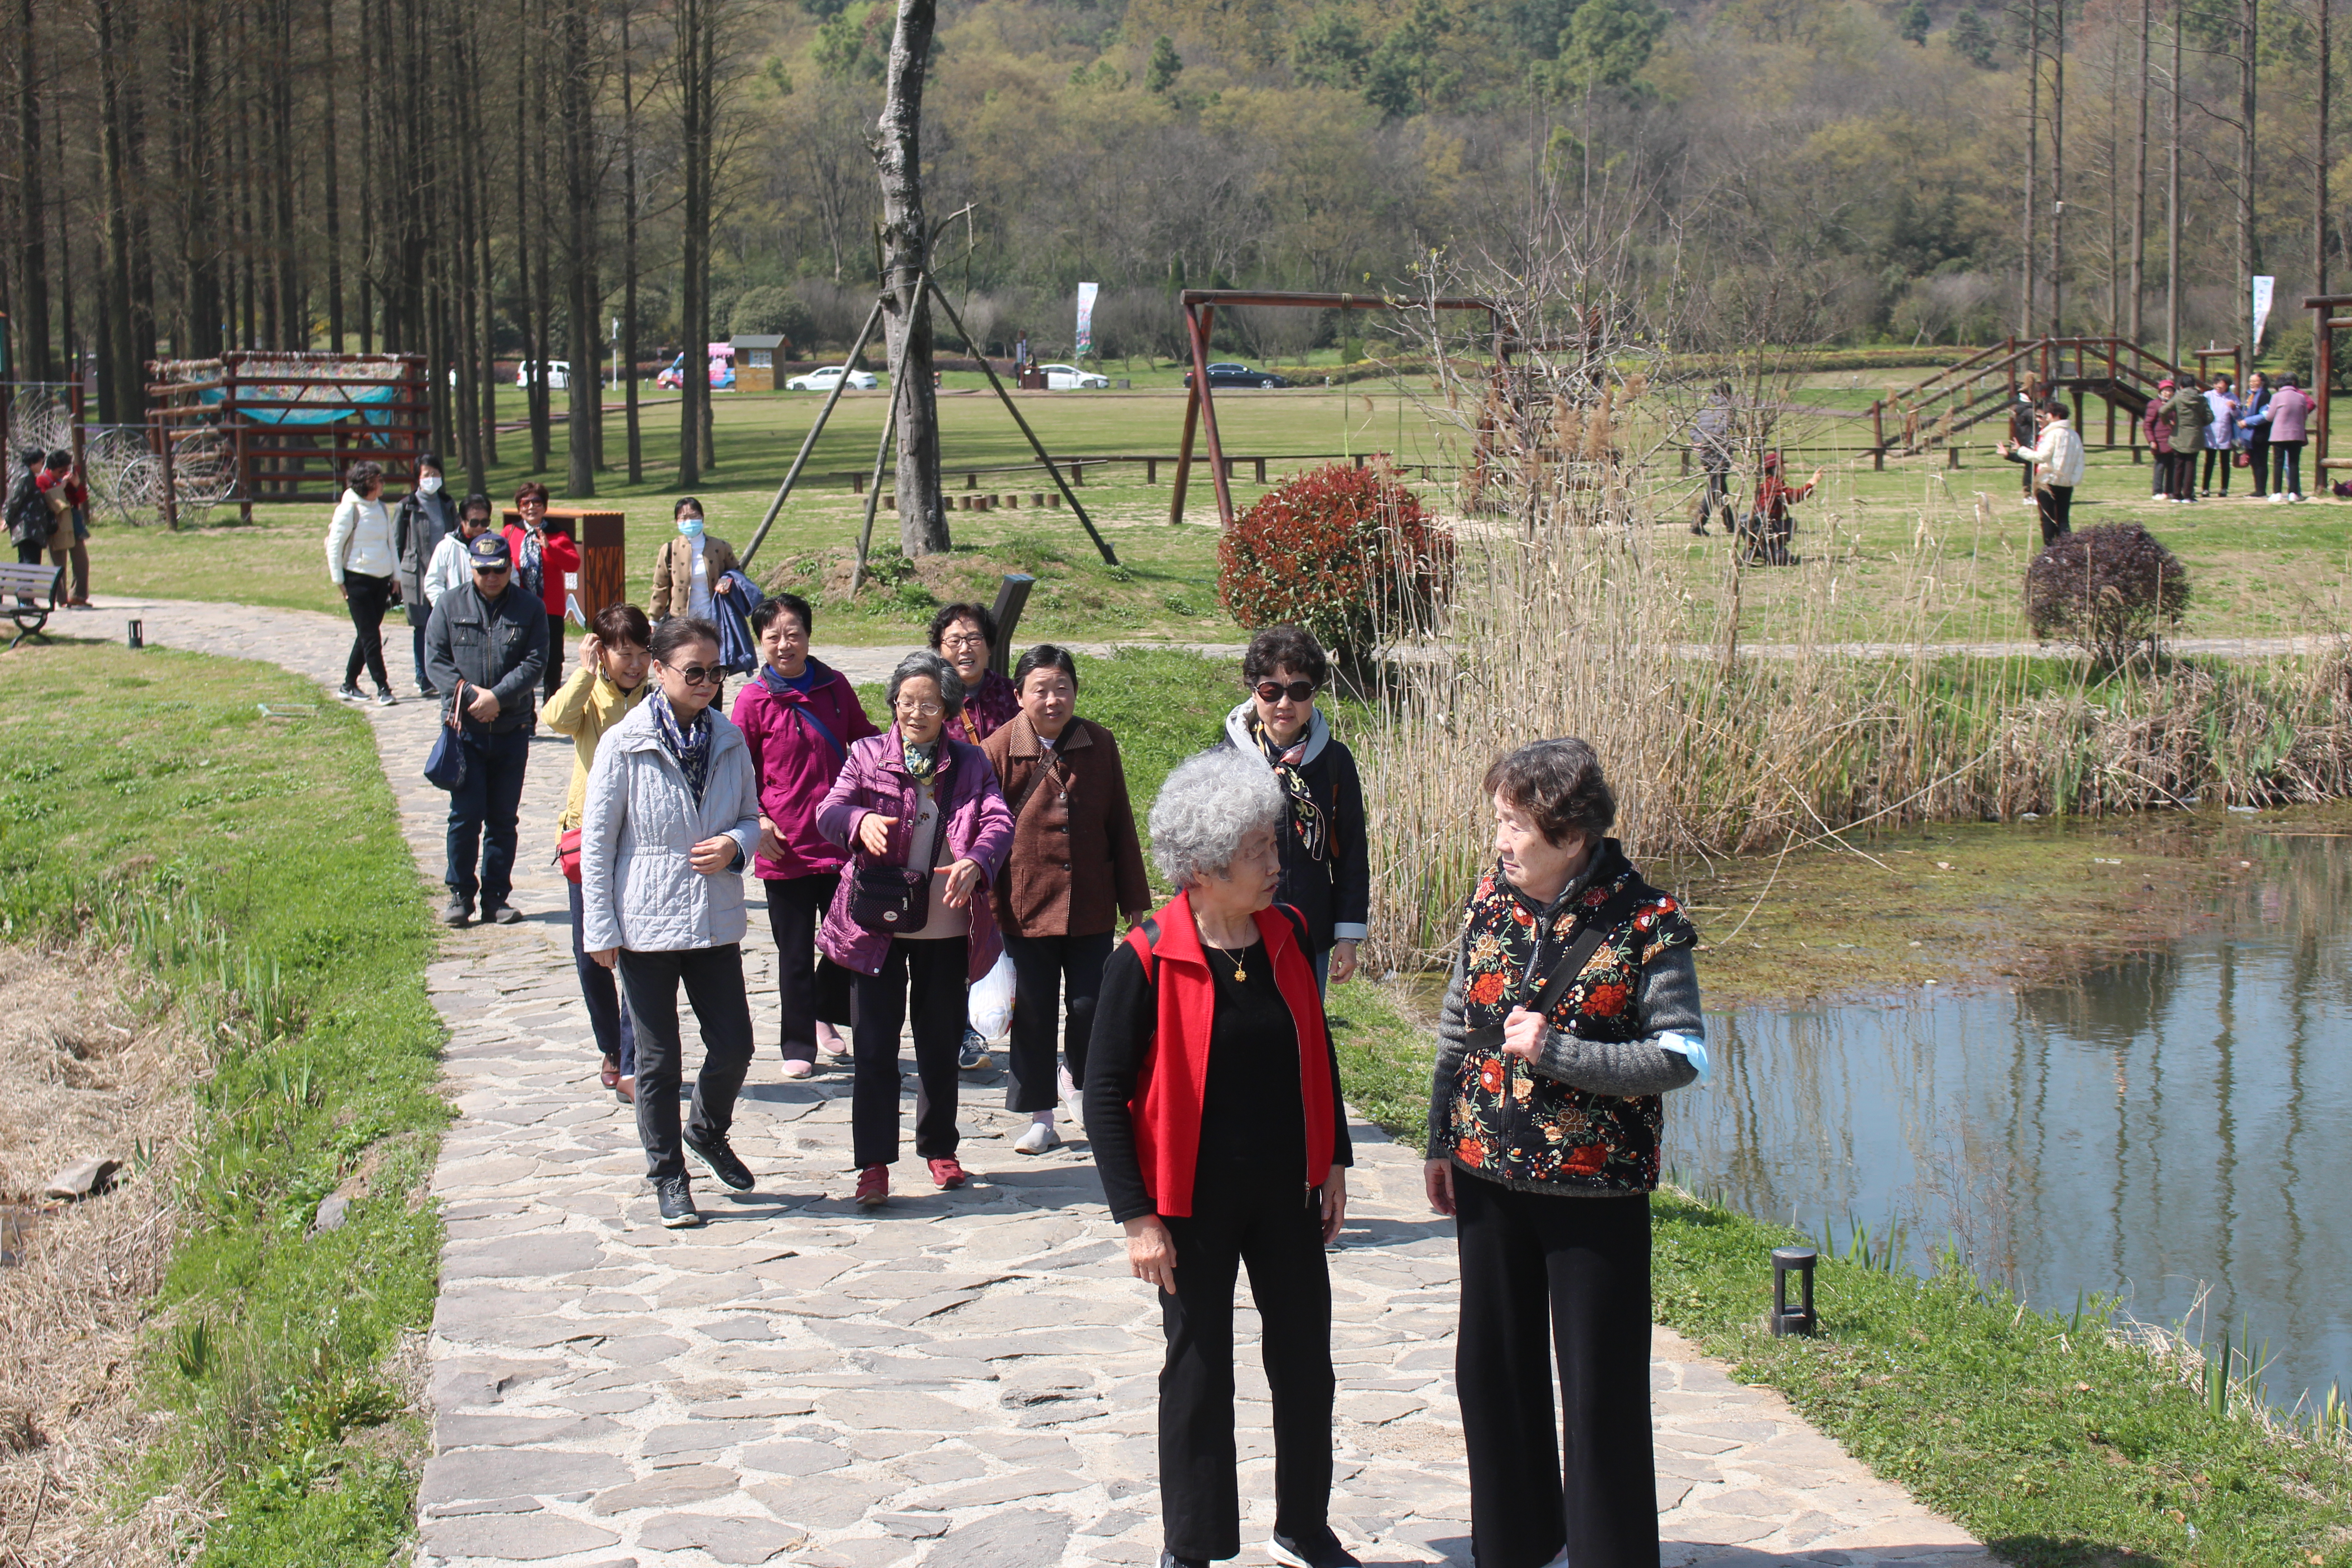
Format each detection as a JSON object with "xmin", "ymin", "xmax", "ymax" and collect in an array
[
  {"xmin": 1864, "ymin": 337, "xmax": 2231, "ymax": 466},
  {"xmin": 2305, "ymin": 294, "xmax": 2352, "ymax": 482},
  {"xmin": 147, "ymin": 351, "xmax": 429, "ymax": 523}
]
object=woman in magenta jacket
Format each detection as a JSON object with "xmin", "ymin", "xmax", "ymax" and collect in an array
[
  {"xmin": 815, "ymin": 650, "xmax": 1014, "ymax": 1207},
  {"xmin": 730, "ymin": 592, "xmax": 880, "ymax": 1080}
]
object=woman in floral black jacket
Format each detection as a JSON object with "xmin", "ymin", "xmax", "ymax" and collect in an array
[{"xmin": 1424, "ymin": 738, "xmax": 1708, "ymax": 1568}]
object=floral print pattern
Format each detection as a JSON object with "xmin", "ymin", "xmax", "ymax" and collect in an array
[{"xmin": 1446, "ymin": 845, "xmax": 1697, "ymax": 1195}]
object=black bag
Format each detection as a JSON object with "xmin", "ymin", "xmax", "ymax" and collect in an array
[{"xmin": 847, "ymin": 801, "xmax": 949, "ymax": 934}]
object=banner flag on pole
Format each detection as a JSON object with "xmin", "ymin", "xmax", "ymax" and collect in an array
[
  {"xmin": 2253, "ymin": 276, "xmax": 2276, "ymax": 354},
  {"xmin": 1075, "ymin": 283, "xmax": 1099, "ymax": 359}
]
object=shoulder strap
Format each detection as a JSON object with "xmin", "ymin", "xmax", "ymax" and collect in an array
[
  {"xmin": 790, "ymin": 697, "xmax": 846, "ymax": 763},
  {"xmin": 1274, "ymin": 902, "xmax": 1309, "ymax": 948},
  {"xmin": 1128, "ymin": 915, "xmax": 1163, "ymax": 986},
  {"xmin": 1521, "ymin": 882, "xmax": 1650, "ymax": 1020}
]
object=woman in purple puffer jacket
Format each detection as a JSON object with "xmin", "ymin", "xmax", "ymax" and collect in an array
[{"xmin": 817, "ymin": 649, "xmax": 1014, "ymax": 1209}]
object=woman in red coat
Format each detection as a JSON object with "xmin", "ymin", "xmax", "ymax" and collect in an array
[
  {"xmin": 1085, "ymin": 747, "xmax": 1359, "ymax": 1568},
  {"xmin": 505, "ymin": 481, "xmax": 581, "ymax": 701}
]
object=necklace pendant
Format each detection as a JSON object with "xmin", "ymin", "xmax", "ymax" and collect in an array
[{"xmin": 1233, "ymin": 962, "xmax": 1247, "ymax": 982}]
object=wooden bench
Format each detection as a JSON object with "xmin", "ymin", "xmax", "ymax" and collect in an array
[{"xmin": 2, "ymin": 562, "xmax": 66, "ymax": 650}]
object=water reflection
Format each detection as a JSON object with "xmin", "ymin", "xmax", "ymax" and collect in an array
[{"xmin": 1676, "ymin": 827, "xmax": 2352, "ymax": 1413}]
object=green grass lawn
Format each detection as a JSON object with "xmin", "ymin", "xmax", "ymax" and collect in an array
[
  {"xmin": 87, "ymin": 377, "xmax": 2351, "ymax": 655},
  {"xmin": 0, "ymin": 639, "xmax": 444, "ymax": 1565}
]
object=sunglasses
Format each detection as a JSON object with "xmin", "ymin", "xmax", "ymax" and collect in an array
[
  {"xmin": 472, "ymin": 564, "xmax": 511, "ymax": 575},
  {"xmin": 1254, "ymin": 680, "xmax": 1316, "ymax": 704},
  {"xmin": 662, "ymin": 662, "xmax": 722, "ymax": 687}
]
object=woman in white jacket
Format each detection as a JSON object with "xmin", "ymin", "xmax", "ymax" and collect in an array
[
  {"xmin": 324, "ymin": 460, "xmax": 398, "ymax": 705},
  {"xmin": 582, "ymin": 616, "xmax": 764, "ymax": 1228},
  {"xmin": 1998, "ymin": 398, "xmax": 2085, "ymax": 548}
]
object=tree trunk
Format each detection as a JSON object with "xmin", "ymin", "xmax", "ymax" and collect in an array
[
  {"xmin": 322, "ymin": 0, "xmax": 345, "ymax": 349},
  {"xmin": 358, "ymin": 0, "xmax": 375, "ymax": 352},
  {"xmin": 621, "ymin": 0, "xmax": 643, "ymax": 483},
  {"xmin": 527, "ymin": 0, "xmax": 552, "ymax": 472},
  {"xmin": 2237, "ymin": 0, "xmax": 2256, "ymax": 359},
  {"xmin": 877, "ymin": 0, "xmax": 948, "ymax": 555},
  {"xmin": 2024, "ymin": 0, "xmax": 2040, "ymax": 333},
  {"xmin": 2166, "ymin": 0, "xmax": 2181, "ymax": 364},
  {"xmin": 561, "ymin": 0, "xmax": 597, "ymax": 498},
  {"xmin": 2321, "ymin": 0, "xmax": 2332, "ymax": 296},
  {"xmin": 2131, "ymin": 0, "xmax": 2149, "ymax": 343},
  {"xmin": 272, "ymin": 0, "xmax": 301, "ymax": 347},
  {"xmin": 696, "ymin": 4, "xmax": 716, "ymax": 475},
  {"xmin": 16, "ymin": 0, "xmax": 50, "ymax": 383},
  {"xmin": 2049, "ymin": 0, "xmax": 2063, "ymax": 334},
  {"xmin": 676, "ymin": 0, "xmax": 705, "ymax": 487},
  {"xmin": 96, "ymin": 0, "xmax": 137, "ymax": 421}
]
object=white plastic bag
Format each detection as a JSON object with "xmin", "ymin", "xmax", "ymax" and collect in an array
[{"xmin": 969, "ymin": 951, "xmax": 1016, "ymax": 1040}]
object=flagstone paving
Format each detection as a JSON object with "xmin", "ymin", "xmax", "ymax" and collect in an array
[{"xmin": 91, "ymin": 596, "xmax": 1996, "ymax": 1567}]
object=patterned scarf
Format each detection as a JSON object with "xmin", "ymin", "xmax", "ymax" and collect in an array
[
  {"xmin": 901, "ymin": 737, "xmax": 941, "ymax": 785},
  {"xmin": 652, "ymin": 691, "xmax": 712, "ymax": 803},
  {"xmin": 1250, "ymin": 712, "xmax": 1327, "ymax": 860},
  {"xmin": 517, "ymin": 525, "xmax": 545, "ymax": 599}
]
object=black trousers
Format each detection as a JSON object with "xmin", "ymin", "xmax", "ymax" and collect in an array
[
  {"xmin": 1699, "ymin": 461, "xmax": 1731, "ymax": 532},
  {"xmin": 2249, "ymin": 436, "xmax": 2272, "ymax": 495},
  {"xmin": 2166, "ymin": 450, "xmax": 2198, "ymax": 501},
  {"xmin": 2035, "ymin": 485, "xmax": 2073, "ymax": 547},
  {"xmin": 343, "ymin": 570, "xmax": 395, "ymax": 689},
  {"xmin": 2275, "ymin": 440, "xmax": 2306, "ymax": 496},
  {"xmin": 849, "ymin": 936, "xmax": 968, "ymax": 1168},
  {"xmin": 1454, "ymin": 1174, "xmax": 1659, "ymax": 1568},
  {"xmin": 617, "ymin": 943, "xmax": 755, "ymax": 1183},
  {"xmin": 411, "ymin": 617, "xmax": 435, "ymax": 691},
  {"xmin": 1002, "ymin": 930, "xmax": 1113, "ymax": 1113},
  {"xmin": 15, "ymin": 538, "xmax": 45, "ymax": 566},
  {"xmin": 2201, "ymin": 446, "xmax": 2232, "ymax": 495},
  {"xmin": 444, "ymin": 727, "xmax": 530, "ymax": 908},
  {"xmin": 543, "ymin": 609, "xmax": 566, "ymax": 700},
  {"xmin": 568, "ymin": 876, "xmax": 636, "ymax": 1074},
  {"xmin": 1158, "ymin": 1161, "xmax": 1333, "ymax": 1562},
  {"xmin": 763, "ymin": 872, "xmax": 840, "ymax": 1064}
]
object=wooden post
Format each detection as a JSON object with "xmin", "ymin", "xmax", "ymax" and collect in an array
[
  {"xmin": 988, "ymin": 573, "xmax": 1035, "ymax": 674},
  {"xmin": 1171, "ymin": 304, "xmax": 1206, "ymax": 525},
  {"xmin": 1872, "ymin": 400, "xmax": 1885, "ymax": 470},
  {"xmin": 1186, "ymin": 304, "xmax": 1236, "ymax": 528}
]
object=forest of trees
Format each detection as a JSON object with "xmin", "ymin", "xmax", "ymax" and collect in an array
[{"xmin": 3, "ymin": 0, "xmax": 2343, "ymax": 490}]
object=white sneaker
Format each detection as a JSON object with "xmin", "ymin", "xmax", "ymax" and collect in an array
[
  {"xmin": 2272, "ymin": 492, "xmax": 2289, "ymax": 503},
  {"xmin": 1063, "ymin": 1094, "xmax": 1087, "ymax": 1129},
  {"xmin": 1014, "ymin": 1121, "xmax": 1062, "ymax": 1156}
]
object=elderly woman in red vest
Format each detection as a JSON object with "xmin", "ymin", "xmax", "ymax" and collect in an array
[
  {"xmin": 1426, "ymin": 738, "xmax": 1708, "ymax": 1568},
  {"xmin": 1086, "ymin": 747, "xmax": 1359, "ymax": 1568}
]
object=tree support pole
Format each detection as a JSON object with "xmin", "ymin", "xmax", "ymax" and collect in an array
[
  {"xmin": 922, "ymin": 275, "xmax": 1117, "ymax": 565},
  {"xmin": 738, "ymin": 295, "xmax": 887, "ymax": 571},
  {"xmin": 849, "ymin": 289, "xmax": 925, "ymax": 595}
]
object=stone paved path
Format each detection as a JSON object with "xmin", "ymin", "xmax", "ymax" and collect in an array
[{"xmin": 86, "ymin": 596, "xmax": 1994, "ymax": 1568}]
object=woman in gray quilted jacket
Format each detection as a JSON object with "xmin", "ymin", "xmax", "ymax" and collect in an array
[{"xmin": 582, "ymin": 616, "xmax": 764, "ymax": 1229}]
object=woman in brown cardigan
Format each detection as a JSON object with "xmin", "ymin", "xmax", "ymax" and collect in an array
[{"xmin": 983, "ymin": 644, "xmax": 1153, "ymax": 1154}]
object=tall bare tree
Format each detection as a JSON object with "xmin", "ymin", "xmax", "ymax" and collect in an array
[
  {"xmin": 877, "ymin": 0, "xmax": 948, "ymax": 554},
  {"xmin": 16, "ymin": 0, "xmax": 52, "ymax": 382}
]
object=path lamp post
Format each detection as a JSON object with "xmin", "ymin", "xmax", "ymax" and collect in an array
[{"xmin": 1770, "ymin": 1246, "xmax": 1819, "ymax": 1337}]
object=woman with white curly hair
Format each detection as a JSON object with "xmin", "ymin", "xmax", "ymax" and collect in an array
[{"xmin": 1085, "ymin": 747, "xmax": 1360, "ymax": 1568}]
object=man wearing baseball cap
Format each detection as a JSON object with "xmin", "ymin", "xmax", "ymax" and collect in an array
[{"xmin": 424, "ymin": 531, "xmax": 549, "ymax": 926}]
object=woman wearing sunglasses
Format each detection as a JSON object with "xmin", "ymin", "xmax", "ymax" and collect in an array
[
  {"xmin": 815, "ymin": 651, "xmax": 1014, "ymax": 1208},
  {"xmin": 581, "ymin": 617, "xmax": 765, "ymax": 1230},
  {"xmin": 1218, "ymin": 626, "xmax": 1368, "ymax": 995}
]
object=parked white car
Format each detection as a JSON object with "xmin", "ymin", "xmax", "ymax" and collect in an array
[
  {"xmin": 786, "ymin": 365, "xmax": 879, "ymax": 392},
  {"xmin": 515, "ymin": 361, "xmax": 572, "ymax": 389},
  {"xmin": 1041, "ymin": 363, "xmax": 1110, "ymax": 390}
]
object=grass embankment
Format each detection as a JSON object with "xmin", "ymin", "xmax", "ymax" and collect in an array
[
  {"xmin": 85, "ymin": 379, "xmax": 2352, "ymax": 650},
  {"xmin": 0, "ymin": 640, "xmax": 444, "ymax": 1564}
]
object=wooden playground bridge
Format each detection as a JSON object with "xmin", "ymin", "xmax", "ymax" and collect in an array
[{"xmin": 1864, "ymin": 336, "xmax": 2240, "ymax": 465}]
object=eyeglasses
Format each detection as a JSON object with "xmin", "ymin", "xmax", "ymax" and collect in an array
[
  {"xmin": 894, "ymin": 701, "xmax": 945, "ymax": 717},
  {"xmin": 939, "ymin": 634, "xmax": 989, "ymax": 652},
  {"xmin": 662, "ymin": 662, "xmax": 722, "ymax": 686},
  {"xmin": 1254, "ymin": 680, "xmax": 1316, "ymax": 704}
]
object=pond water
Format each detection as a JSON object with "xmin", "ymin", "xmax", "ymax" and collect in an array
[{"xmin": 1675, "ymin": 823, "xmax": 2352, "ymax": 1415}]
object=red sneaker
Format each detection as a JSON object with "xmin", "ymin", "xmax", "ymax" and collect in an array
[
  {"xmin": 927, "ymin": 1157, "xmax": 968, "ymax": 1190},
  {"xmin": 855, "ymin": 1165, "xmax": 889, "ymax": 1207}
]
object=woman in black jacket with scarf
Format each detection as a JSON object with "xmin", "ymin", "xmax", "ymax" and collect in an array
[{"xmin": 1217, "ymin": 625, "xmax": 1368, "ymax": 995}]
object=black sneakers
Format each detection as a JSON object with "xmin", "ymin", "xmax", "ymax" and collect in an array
[
  {"xmin": 683, "ymin": 1128, "xmax": 754, "ymax": 1191},
  {"xmin": 656, "ymin": 1175, "xmax": 700, "ymax": 1228},
  {"xmin": 483, "ymin": 902, "xmax": 524, "ymax": 925},
  {"xmin": 1269, "ymin": 1527, "xmax": 1362, "ymax": 1568},
  {"xmin": 441, "ymin": 895, "xmax": 473, "ymax": 928}
]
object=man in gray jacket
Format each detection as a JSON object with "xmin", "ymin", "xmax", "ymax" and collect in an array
[{"xmin": 425, "ymin": 532, "xmax": 548, "ymax": 927}]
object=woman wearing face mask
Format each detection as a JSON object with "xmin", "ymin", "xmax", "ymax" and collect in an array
[
  {"xmin": 815, "ymin": 651, "xmax": 1014, "ymax": 1208},
  {"xmin": 394, "ymin": 453, "xmax": 461, "ymax": 697},
  {"xmin": 1425, "ymin": 739, "xmax": 1707, "ymax": 1568},
  {"xmin": 1217, "ymin": 625, "xmax": 1367, "ymax": 996},
  {"xmin": 731, "ymin": 593, "xmax": 880, "ymax": 1080},
  {"xmin": 650, "ymin": 496, "xmax": 742, "ymax": 623},
  {"xmin": 981, "ymin": 644, "xmax": 1153, "ymax": 1153},
  {"xmin": 549, "ymin": 602, "xmax": 657, "ymax": 1103},
  {"xmin": 505, "ymin": 482, "xmax": 583, "ymax": 701},
  {"xmin": 581, "ymin": 617, "xmax": 765, "ymax": 1230}
]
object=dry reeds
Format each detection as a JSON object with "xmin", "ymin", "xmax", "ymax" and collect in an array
[{"xmin": 0, "ymin": 946, "xmax": 209, "ymax": 1568}]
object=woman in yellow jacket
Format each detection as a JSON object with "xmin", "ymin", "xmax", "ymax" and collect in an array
[{"xmin": 547, "ymin": 602, "xmax": 654, "ymax": 1101}]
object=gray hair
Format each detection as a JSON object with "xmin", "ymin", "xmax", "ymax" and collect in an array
[
  {"xmin": 887, "ymin": 650, "xmax": 965, "ymax": 717},
  {"xmin": 1148, "ymin": 748, "xmax": 1286, "ymax": 887}
]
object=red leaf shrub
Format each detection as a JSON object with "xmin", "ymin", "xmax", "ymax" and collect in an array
[{"xmin": 1216, "ymin": 462, "xmax": 1453, "ymax": 662}]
